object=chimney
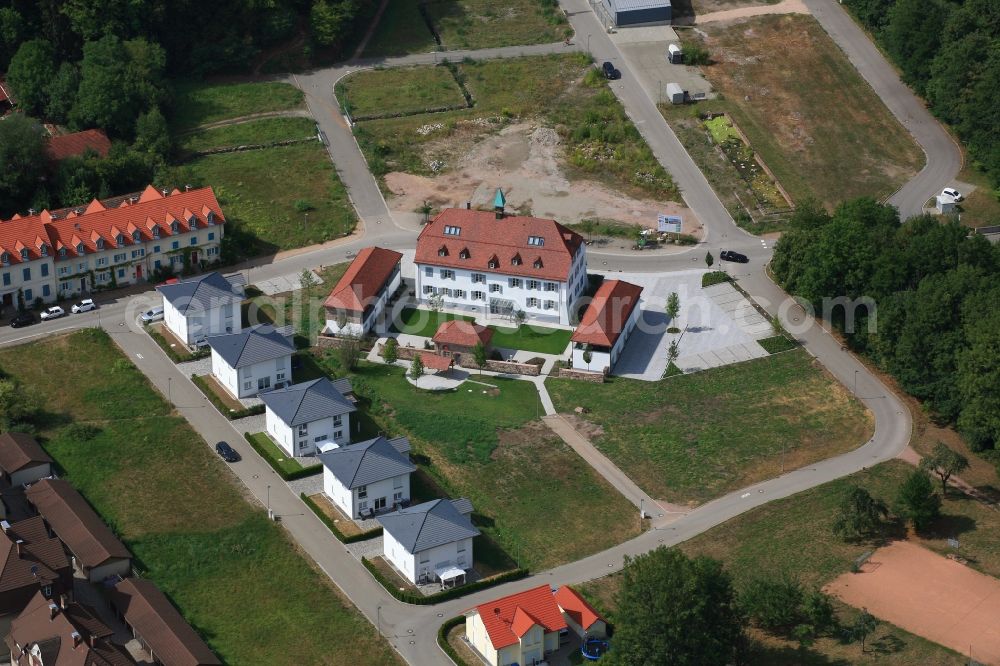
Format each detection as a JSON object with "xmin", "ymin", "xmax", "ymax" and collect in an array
[
  {"xmin": 60, "ymin": 593, "xmax": 69, "ymax": 610},
  {"xmin": 28, "ymin": 208, "xmax": 36, "ymax": 216},
  {"xmin": 70, "ymin": 631, "xmax": 81, "ymax": 648},
  {"xmin": 161, "ymin": 188, "xmax": 169, "ymax": 197},
  {"xmin": 465, "ymin": 201, "xmax": 471, "ymax": 210},
  {"xmin": 15, "ymin": 539, "xmax": 24, "ymax": 557},
  {"xmin": 49, "ymin": 603, "xmax": 59, "ymax": 620},
  {"xmin": 185, "ymin": 184, "xmax": 192, "ymax": 191},
  {"xmin": 87, "ymin": 633, "xmax": 98, "ymax": 649}
]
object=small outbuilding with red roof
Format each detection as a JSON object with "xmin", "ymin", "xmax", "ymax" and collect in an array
[
  {"xmin": 554, "ymin": 585, "xmax": 608, "ymax": 638},
  {"xmin": 45, "ymin": 129, "xmax": 112, "ymax": 163},
  {"xmin": 571, "ymin": 279, "xmax": 643, "ymax": 374},
  {"xmin": 324, "ymin": 246, "xmax": 402, "ymax": 337},
  {"xmin": 432, "ymin": 319, "xmax": 493, "ymax": 360}
]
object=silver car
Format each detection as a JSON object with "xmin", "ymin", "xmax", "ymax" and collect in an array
[
  {"xmin": 140, "ymin": 306, "xmax": 164, "ymax": 323},
  {"xmin": 40, "ymin": 306, "xmax": 66, "ymax": 321}
]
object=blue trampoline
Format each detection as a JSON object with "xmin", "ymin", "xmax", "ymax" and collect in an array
[{"xmin": 581, "ymin": 635, "xmax": 610, "ymax": 661}]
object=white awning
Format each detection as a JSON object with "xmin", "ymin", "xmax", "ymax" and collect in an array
[{"xmin": 435, "ymin": 566, "xmax": 465, "ymax": 581}]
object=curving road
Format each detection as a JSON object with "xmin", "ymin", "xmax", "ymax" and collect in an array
[{"xmin": 0, "ymin": 2, "xmax": 958, "ymax": 663}]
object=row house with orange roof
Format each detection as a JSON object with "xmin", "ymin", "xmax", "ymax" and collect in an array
[
  {"xmin": 414, "ymin": 192, "xmax": 588, "ymax": 326},
  {"xmin": 0, "ymin": 185, "xmax": 225, "ymax": 308}
]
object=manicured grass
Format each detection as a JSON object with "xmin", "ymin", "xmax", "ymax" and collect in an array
[
  {"xmin": 0, "ymin": 330, "xmax": 400, "ymax": 666},
  {"xmin": 339, "ymin": 66, "xmax": 467, "ymax": 118},
  {"xmin": 180, "ymin": 142, "xmax": 356, "ymax": 256},
  {"xmin": 246, "ymin": 432, "xmax": 320, "ymax": 477},
  {"xmin": 171, "ymin": 81, "xmax": 305, "ymax": 131},
  {"xmin": 362, "ymin": 0, "xmax": 438, "ymax": 57},
  {"xmin": 757, "ymin": 335, "xmax": 798, "ymax": 354},
  {"xmin": 392, "ymin": 307, "xmax": 476, "ymax": 337},
  {"xmin": 426, "ymin": 0, "xmax": 570, "ymax": 50},
  {"xmin": 180, "ymin": 117, "xmax": 317, "ymax": 153},
  {"xmin": 244, "ymin": 263, "xmax": 351, "ymax": 345},
  {"xmin": 702, "ymin": 270, "xmax": 731, "ymax": 287},
  {"xmin": 489, "ymin": 322, "xmax": 572, "ymax": 355},
  {"xmin": 547, "ymin": 349, "xmax": 873, "ymax": 504},
  {"xmin": 682, "ymin": 16, "xmax": 923, "ymax": 209},
  {"xmin": 578, "ymin": 460, "xmax": 976, "ymax": 665},
  {"xmin": 354, "ymin": 54, "xmax": 678, "ymax": 200},
  {"xmin": 322, "ymin": 358, "xmax": 640, "ymax": 569}
]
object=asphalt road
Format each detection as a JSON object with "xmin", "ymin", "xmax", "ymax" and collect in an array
[{"xmin": 0, "ymin": 2, "xmax": 955, "ymax": 662}]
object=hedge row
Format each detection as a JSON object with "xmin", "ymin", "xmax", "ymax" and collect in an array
[
  {"xmin": 437, "ymin": 616, "xmax": 473, "ymax": 666},
  {"xmin": 147, "ymin": 326, "xmax": 209, "ymax": 363},
  {"xmin": 361, "ymin": 557, "xmax": 529, "ymax": 605},
  {"xmin": 300, "ymin": 492, "xmax": 383, "ymax": 544},
  {"xmin": 702, "ymin": 271, "xmax": 731, "ymax": 288},
  {"xmin": 191, "ymin": 374, "xmax": 265, "ymax": 420},
  {"xmin": 242, "ymin": 433, "xmax": 321, "ymax": 482}
]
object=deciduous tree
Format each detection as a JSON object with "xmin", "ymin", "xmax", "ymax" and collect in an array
[
  {"xmin": 919, "ymin": 442, "xmax": 969, "ymax": 497},
  {"xmin": 832, "ymin": 486, "xmax": 888, "ymax": 541},
  {"xmin": 7, "ymin": 39, "xmax": 56, "ymax": 115},
  {"xmin": 896, "ymin": 469, "xmax": 941, "ymax": 532}
]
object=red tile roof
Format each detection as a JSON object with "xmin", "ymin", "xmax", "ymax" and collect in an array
[
  {"xmin": 432, "ymin": 320, "xmax": 493, "ymax": 348},
  {"xmin": 554, "ymin": 586, "xmax": 605, "ymax": 632},
  {"xmin": 415, "ymin": 209, "xmax": 584, "ymax": 282},
  {"xmin": 324, "ymin": 246, "xmax": 403, "ymax": 313},
  {"xmin": 0, "ymin": 185, "xmax": 225, "ymax": 264},
  {"xmin": 418, "ymin": 351, "xmax": 453, "ymax": 373},
  {"xmin": 571, "ymin": 279, "xmax": 643, "ymax": 348},
  {"xmin": 0, "ymin": 80, "xmax": 12, "ymax": 104},
  {"xmin": 471, "ymin": 584, "xmax": 567, "ymax": 650},
  {"xmin": 46, "ymin": 130, "xmax": 112, "ymax": 162}
]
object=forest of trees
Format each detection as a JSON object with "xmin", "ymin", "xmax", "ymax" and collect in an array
[
  {"xmin": 842, "ymin": 0, "xmax": 999, "ymax": 190},
  {"xmin": 0, "ymin": 0, "xmax": 373, "ymax": 217},
  {"xmin": 772, "ymin": 198, "xmax": 1000, "ymax": 455}
]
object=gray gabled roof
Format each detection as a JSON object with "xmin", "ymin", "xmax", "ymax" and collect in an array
[
  {"xmin": 260, "ymin": 377, "xmax": 356, "ymax": 426},
  {"xmin": 376, "ymin": 498, "xmax": 480, "ymax": 554},
  {"xmin": 318, "ymin": 436, "xmax": 415, "ymax": 490},
  {"xmin": 207, "ymin": 325, "xmax": 294, "ymax": 369},
  {"xmin": 156, "ymin": 272, "xmax": 244, "ymax": 315}
]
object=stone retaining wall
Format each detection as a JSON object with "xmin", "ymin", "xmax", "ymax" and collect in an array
[
  {"xmin": 456, "ymin": 356, "xmax": 541, "ymax": 376},
  {"xmin": 553, "ymin": 367, "xmax": 606, "ymax": 383}
]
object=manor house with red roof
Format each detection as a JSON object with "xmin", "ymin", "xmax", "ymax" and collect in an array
[
  {"xmin": 0, "ymin": 185, "xmax": 224, "ymax": 308},
  {"xmin": 414, "ymin": 192, "xmax": 587, "ymax": 325}
]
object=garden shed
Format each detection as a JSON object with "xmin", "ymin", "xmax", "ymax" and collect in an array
[
  {"xmin": 666, "ymin": 82, "xmax": 685, "ymax": 104},
  {"xmin": 602, "ymin": 0, "xmax": 672, "ymax": 26}
]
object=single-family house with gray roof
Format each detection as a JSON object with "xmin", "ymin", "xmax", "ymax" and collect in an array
[
  {"xmin": 208, "ymin": 325, "xmax": 295, "ymax": 399},
  {"xmin": 319, "ymin": 436, "xmax": 414, "ymax": 520},
  {"xmin": 156, "ymin": 272, "xmax": 244, "ymax": 346},
  {"xmin": 377, "ymin": 498, "xmax": 479, "ymax": 587},
  {"xmin": 261, "ymin": 378, "xmax": 357, "ymax": 457}
]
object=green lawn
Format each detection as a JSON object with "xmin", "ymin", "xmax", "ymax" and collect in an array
[
  {"xmin": 681, "ymin": 16, "xmax": 923, "ymax": 209},
  {"xmin": 340, "ymin": 66, "xmax": 467, "ymax": 118},
  {"xmin": 245, "ymin": 263, "xmax": 351, "ymax": 346},
  {"xmin": 426, "ymin": 0, "xmax": 570, "ymax": 50},
  {"xmin": 313, "ymin": 358, "xmax": 640, "ymax": 570},
  {"xmin": 757, "ymin": 335, "xmax": 798, "ymax": 354},
  {"xmin": 354, "ymin": 54, "xmax": 678, "ymax": 201},
  {"xmin": 180, "ymin": 117, "xmax": 316, "ymax": 153},
  {"xmin": 955, "ymin": 165, "xmax": 1000, "ymax": 229},
  {"xmin": 578, "ymin": 460, "xmax": 980, "ymax": 665},
  {"xmin": 247, "ymin": 432, "xmax": 321, "ymax": 476},
  {"xmin": 179, "ymin": 142, "xmax": 356, "ymax": 257},
  {"xmin": 362, "ymin": 0, "xmax": 438, "ymax": 57},
  {"xmin": 171, "ymin": 81, "xmax": 305, "ymax": 132},
  {"xmin": 0, "ymin": 330, "xmax": 400, "ymax": 666},
  {"xmin": 546, "ymin": 349, "xmax": 873, "ymax": 504},
  {"xmin": 392, "ymin": 308, "xmax": 571, "ymax": 354},
  {"xmin": 392, "ymin": 307, "xmax": 476, "ymax": 337}
]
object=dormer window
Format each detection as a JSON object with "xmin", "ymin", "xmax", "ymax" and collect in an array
[
  {"xmin": 188, "ymin": 214, "xmax": 197, "ymax": 227},
  {"xmin": 1, "ymin": 252, "xmax": 9, "ymax": 265},
  {"xmin": 488, "ymin": 256, "xmax": 498, "ymax": 270},
  {"xmin": 438, "ymin": 245, "xmax": 448, "ymax": 257},
  {"xmin": 459, "ymin": 248, "xmax": 470, "ymax": 259},
  {"xmin": 96, "ymin": 238, "xmax": 105, "ymax": 250},
  {"xmin": 132, "ymin": 230, "xmax": 141, "ymax": 242},
  {"xmin": 533, "ymin": 258, "xmax": 543, "ymax": 269},
  {"xmin": 19, "ymin": 249, "xmax": 28, "ymax": 261},
  {"xmin": 511, "ymin": 254, "xmax": 522, "ymax": 266},
  {"xmin": 76, "ymin": 243, "xmax": 85, "ymax": 255},
  {"xmin": 527, "ymin": 236, "xmax": 544, "ymax": 246},
  {"xmin": 171, "ymin": 221, "xmax": 179, "ymax": 234},
  {"xmin": 59, "ymin": 248, "xmax": 67, "ymax": 258},
  {"xmin": 40, "ymin": 244, "xmax": 48, "ymax": 257},
  {"xmin": 207, "ymin": 211, "xmax": 216, "ymax": 224},
  {"xmin": 443, "ymin": 225, "xmax": 461, "ymax": 236},
  {"xmin": 116, "ymin": 234, "xmax": 124, "ymax": 246},
  {"xmin": 153, "ymin": 228, "xmax": 160, "ymax": 239}
]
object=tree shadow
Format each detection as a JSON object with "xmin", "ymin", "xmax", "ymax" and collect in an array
[
  {"xmin": 867, "ymin": 632, "xmax": 906, "ymax": 656},
  {"xmin": 744, "ymin": 639, "xmax": 852, "ymax": 665},
  {"xmin": 921, "ymin": 513, "xmax": 977, "ymax": 539}
]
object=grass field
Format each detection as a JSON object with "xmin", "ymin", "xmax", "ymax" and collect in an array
[
  {"xmin": 955, "ymin": 165, "xmax": 1000, "ymax": 229},
  {"xmin": 425, "ymin": 0, "xmax": 570, "ymax": 50},
  {"xmin": 171, "ymin": 81, "xmax": 305, "ymax": 132},
  {"xmin": 547, "ymin": 349, "xmax": 873, "ymax": 504},
  {"xmin": 354, "ymin": 54, "xmax": 679, "ymax": 201},
  {"xmin": 0, "ymin": 330, "xmax": 399, "ymax": 666},
  {"xmin": 683, "ymin": 15, "xmax": 923, "ymax": 209},
  {"xmin": 578, "ymin": 460, "xmax": 980, "ymax": 664},
  {"xmin": 392, "ymin": 307, "xmax": 572, "ymax": 354},
  {"xmin": 244, "ymin": 263, "xmax": 350, "ymax": 345},
  {"xmin": 322, "ymin": 359, "xmax": 639, "ymax": 569},
  {"xmin": 340, "ymin": 66, "xmax": 467, "ymax": 118},
  {"xmin": 362, "ymin": 0, "xmax": 438, "ymax": 57},
  {"xmin": 180, "ymin": 117, "xmax": 316, "ymax": 153},
  {"xmin": 180, "ymin": 142, "xmax": 356, "ymax": 257}
]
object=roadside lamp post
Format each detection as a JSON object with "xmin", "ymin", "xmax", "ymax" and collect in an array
[
  {"xmin": 377, "ymin": 606, "xmax": 382, "ymax": 635},
  {"xmin": 167, "ymin": 376, "xmax": 171, "ymax": 402},
  {"xmin": 854, "ymin": 369, "xmax": 859, "ymax": 395}
]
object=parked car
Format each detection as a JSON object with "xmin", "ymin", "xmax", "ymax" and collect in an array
[
  {"xmin": 601, "ymin": 61, "xmax": 621, "ymax": 80},
  {"xmin": 941, "ymin": 187, "xmax": 963, "ymax": 202},
  {"xmin": 9, "ymin": 312, "xmax": 36, "ymax": 328},
  {"xmin": 71, "ymin": 298, "xmax": 96, "ymax": 314},
  {"xmin": 40, "ymin": 306, "xmax": 66, "ymax": 321},
  {"xmin": 720, "ymin": 250, "xmax": 749, "ymax": 264},
  {"xmin": 215, "ymin": 441, "xmax": 241, "ymax": 463},
  {"xmin": 139, "ymin": 306, "xmax": 164, "ymax": 323}
]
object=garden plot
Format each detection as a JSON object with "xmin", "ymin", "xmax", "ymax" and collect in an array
[{"xmin": 602, "ymin": 269, "xmax": 770, "ymax": 380}]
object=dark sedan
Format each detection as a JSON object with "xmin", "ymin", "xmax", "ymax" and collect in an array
[
  {"xmin": 215, "ymin": 441, "xmax": 241, "ymax": 462},
  {"xmin": 720, "ymin": 250, "xmax": 749, "ymax": 263},
  {"xmin": 9, "ymin": 312, "xmax": 37, "ymax": 328}
]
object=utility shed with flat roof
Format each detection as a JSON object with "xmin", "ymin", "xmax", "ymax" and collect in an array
[{"xmin": 602, "ymin": 0, "xmax": 672, "ymax": 26}]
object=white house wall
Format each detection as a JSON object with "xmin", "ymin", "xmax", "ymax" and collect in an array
[
  {"xmin": 86, "ymin": 558, "xmax": 131, "ymax": 584},
  {"xmin": 571, "ymin": 301, "xmax": 640, "ymax": 373},
  {"xmin": 323, "ymin": 470, "xmax": 410, "ymax": 519},
  {"xmin": 383, "ymin": 532, "xmax": 473, "ymax": 585},
  {"xmin": 325, "ymin": 264, "xmax": 402, "ymax": 336},
  {"xmin": 266, "ymin": 410, "xmax": 351, "ymax": 457},
  {"xmin": 212, "ymin": 351, "xmax": 291, "ymax": 399}
]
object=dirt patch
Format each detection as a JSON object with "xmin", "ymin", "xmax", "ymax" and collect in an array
[
  {"xmin": 492, "ymin": 419, "xmax": 554, "ymax": 461},
  {"xmin": 560, "ymin": 412, "xmax": 606, "ymax": 440},
  {"xmin": 694, "ymin": 0, "xmax": 807, "ymax": 24},
  {"xmin": 385, "ymin": 123, "xmax": 698, "ymax": 237},
  {"xmin": 825, "ymin": 541, "xmax": 1000, "ymax": 664},
  {"xmin": 307, "ymin": 493, "xmax": 363, "ymax": 537}
]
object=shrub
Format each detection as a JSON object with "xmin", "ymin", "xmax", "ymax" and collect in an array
[
  {"xmin": 62, "ymin": 422, "xmax": 101, "ymax": 441},
  {"xmin": 437, "ymin": 616, "xmax": 470, "ymax": 665},
  {"xmin": 244, "ymin": 433, "xmax": 321, "ymax": 482},
  {"xmin": 702, "ymin": 271, "xmax": 731, "ymax": 288}
]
